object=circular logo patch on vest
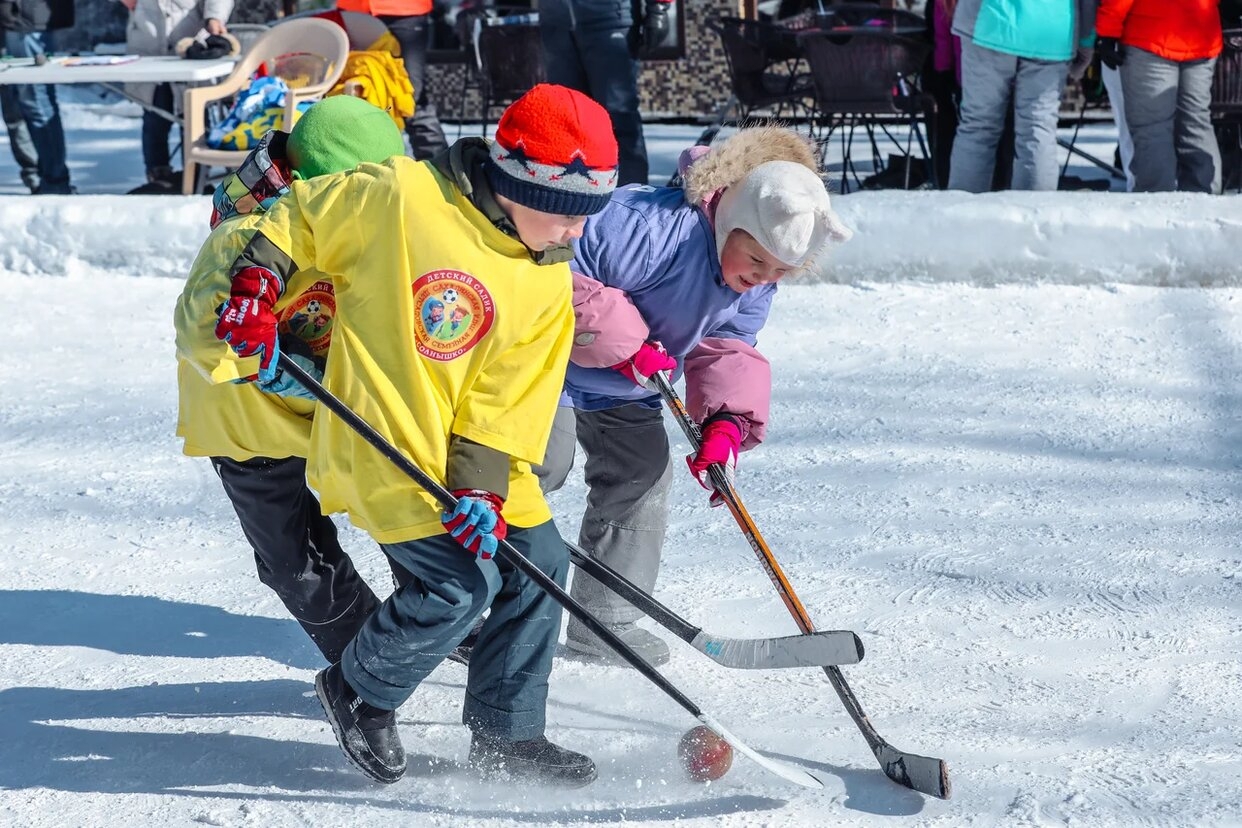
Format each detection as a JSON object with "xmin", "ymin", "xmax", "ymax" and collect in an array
[
  {"xmin": 411, "ymin": 270, "xmax": 495, "ymax": 362},
  {"xmin": 279, "ymin": 280, "xmax": 335, "ymax": 356}
]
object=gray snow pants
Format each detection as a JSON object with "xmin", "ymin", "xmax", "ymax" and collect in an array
[
  {"xmin": 948, "ymin": 38, "xmax": 1069, "ymax": 192},
  {"xmin": 538, "ymin": 404, "xmax": 673, "ymax": 628},
  {"xmin": 1120, "ymin": 46, "xmax": 1220, "ymax": 194}
]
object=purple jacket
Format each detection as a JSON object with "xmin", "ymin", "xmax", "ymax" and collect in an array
[{"xmin": 565, "ymin": 183, "xmax": 773, "ymax": 447}]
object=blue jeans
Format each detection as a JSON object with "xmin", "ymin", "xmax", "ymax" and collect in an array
[
  {"xmin": 4, "ymin": 30, "xmax": 70, "ymax": 193},
  {"xmin": 341, "ymin": 520, "xmax": 569, "ymax": 741}
]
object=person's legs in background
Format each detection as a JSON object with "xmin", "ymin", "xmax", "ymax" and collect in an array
[
  {"xmin": 1009, "ymin": 57, "xmax": 1068, "ymax": 191},
  {"xmin": 1122, "ymin": 45, "xmax": 1180, "ymax": 192},
  {"xmin": 141, "ymin": 82, "xmax": 177, "ymax": 185},
  {"xmin": 4, "ymin": 28, "xmax": 71, "ymax": 194},
  {"xmin": 541, "ymin": 25, "xmax": 589, "ymax": 94},
  {"xmin": 1174, "ymin": 56, "xmax": 1222, "ymax": 194},
  {"xmin": 380, "ymin": 13, "xmax": 448, "ymax": 160},
  {"xmin": 542, "ymin": 24, "xmax": 647, "ymax": 185},
  {"xmin": 1, "ymin": 84, "xmax": 39, "ymax": 192},
  {"xmin": 949, "ymin": 38, "xmax": 1017, "ymax": 192},
  {"xmin": 579, "ymin": 26, "xmax": 647, "ymax": 185},
  {"xmin": 1101, "ymin": 64, "xmax": 1135, "ymax": 190}
]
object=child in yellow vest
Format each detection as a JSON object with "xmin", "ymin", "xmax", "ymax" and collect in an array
[
  {"xmin": 174, "ymin": 96, "xmax": 407, "ymax": 666},
  {"xmin": 213, "ymin": 84, "xmax": 619, "ymax": 787}
]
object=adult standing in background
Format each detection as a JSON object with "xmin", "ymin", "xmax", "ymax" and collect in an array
[
  {"xmin": 0, "ymin": 0, "xmax": 73, "ymax": 193},
  {"xmin": 120, "ymin": 0, "xmax": 235, "ymax": 191},
  {"xmin": 1096, "ymin": 0, "xmax": 1223, "ymax": 194},
  {"xmin": 337, "ymin": 0, "xmax": 448, "ymax": 159},
  {"xmin": 0, "ymin": 21, "xmax": 39, "ymax": 192},
  {"xmin": 539, "ymin": 0, "xmax": 671, "ymax": 184},
  {"xmin": 948, "ymin": 0, "xmax": 1097, "ymax": 192}
]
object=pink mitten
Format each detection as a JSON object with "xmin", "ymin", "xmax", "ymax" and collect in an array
[
  {"xmin": 686, "ymin": 416, "xmax": 743, "ymax": 506},
  {"xmin": 611, "ymin": 341, "xmax": 677, "ymax": 390}
]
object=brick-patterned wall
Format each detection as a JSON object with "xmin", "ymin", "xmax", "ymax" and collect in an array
[{"xmin": 427, "ymin": 0, "xmax": 743, "ymax": 125}]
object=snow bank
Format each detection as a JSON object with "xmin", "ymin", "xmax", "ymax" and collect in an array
[
  {"xmin": 821, "ymin": 190, "xmax": 1242, "ymax": 286},
  {"xmin": 1, "ymin": 191, "xmax": 1240, "ymax": 286},
  {"xmin": 0, "ymin": 195, "xmax": 208, "ymax": 281}
]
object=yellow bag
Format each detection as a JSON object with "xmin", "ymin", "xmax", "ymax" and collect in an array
[{"xmin": 326, "ymin": 49, "xmax": 415, "ymax": 126}]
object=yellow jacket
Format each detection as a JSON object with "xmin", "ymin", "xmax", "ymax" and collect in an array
[
  {"xmin": 239, "ymin": 156, "xmax": 574, "ymax": 544},
  {"xmin": 174, "ymin": 212, "xmax": 339, "ymax": 460}
]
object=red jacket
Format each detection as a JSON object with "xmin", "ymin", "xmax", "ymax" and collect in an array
[
  {"xmin": 1096, "ymin": 0, "xmax": 1223, "ymax": 62},
  {"xmin": 336, "ymin": 0, "xmax": 432, "ymax": 19}
]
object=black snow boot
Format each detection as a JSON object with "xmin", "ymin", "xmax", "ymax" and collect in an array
[
  {"xmin": 315, "ymin": 663, "xmax": 406, "ymax": 784},
  {"xmin": 468, "ymin": 733, "xmax": 597, "ymax": 787}
]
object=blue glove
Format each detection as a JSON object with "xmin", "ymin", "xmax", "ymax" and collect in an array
[
  {"xmin": 442, "ymin": 490, "xmax": 507, "ymax": 560},
  {"xmin": 258, "ymin": 351, "xmax": 321, "ymax": 400}
]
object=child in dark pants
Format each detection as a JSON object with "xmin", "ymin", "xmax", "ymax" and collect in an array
[{"xmin": 175, "ymin": 97, "xmax": 409, "ymax": 664}]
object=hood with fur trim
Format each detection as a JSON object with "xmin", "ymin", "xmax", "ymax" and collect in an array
[{"xmin": 682, "ymin": 126, "xmax": 820, "ymax": 208}]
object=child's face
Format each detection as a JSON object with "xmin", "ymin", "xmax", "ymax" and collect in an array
[
  {"xmin": 719, "ymin": 229, "xmax": 794, "ymax": 293},
  {"xmin": 499, "ymin": 196, "xmax": 589, "ymax": 251}
]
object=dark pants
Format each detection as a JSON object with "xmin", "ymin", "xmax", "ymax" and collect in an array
[
  {"xmin": 211, "ymin": 455, "xmax": 410, "ymax": 664},
  {"xmin": 541, "ymin": 24, "xmax": 648, "ymax": 186},
  {"xmin": 343, "ymin": 521, "xmax": 569, "ymax": 740},
  {"xmin": 379, "ymin": 13, "xmax": 448, "ymax": 160},
  {"xmin": 141, "ymin": 82, "xmax": 175, "ymax": 173}
]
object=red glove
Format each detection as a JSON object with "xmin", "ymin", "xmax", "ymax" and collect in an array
[
  {"xmin": 686, "ymin": 416, "xmax": 744, "ymax": 507},
  {"xmin": 441, "ymin": 489, "xmax": 508, "ymax": 559},
  {"xmin": 215, "ymin": 266, "xmax": 284, "ymax": 383},
  {"xmin": 611, "ymin": 341, "xmax": 677, "ymax": 390}
]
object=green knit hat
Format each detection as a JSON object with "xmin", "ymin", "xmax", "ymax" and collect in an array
[{"xmin": 286, "ymin": 95, "xmax": 406, "ymax": 180}]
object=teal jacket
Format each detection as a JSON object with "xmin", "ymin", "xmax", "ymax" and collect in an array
[{"xmin": 953, "ymin": 0, "xmax": 1097, "ymax": 62}]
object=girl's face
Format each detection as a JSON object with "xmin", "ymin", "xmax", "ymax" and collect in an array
[
  {"xmin": 718, "ymin": 229, "xmax": 794, "ymax": 293},
  {"xmin": 497, "ymin": 195, "xmax": 589, "ymax": 252}
]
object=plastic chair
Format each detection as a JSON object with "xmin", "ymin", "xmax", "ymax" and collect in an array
[
  {"xmin": 180, "ymin": 17, "xmax": 350, "ymax": 195},
  {"xmin": 226, "ymin": 23, "xmax": 271, "ymax": 57},
  {"xmin": 797, "ymin": 27, "xmax": 934, "ymax": 192}
]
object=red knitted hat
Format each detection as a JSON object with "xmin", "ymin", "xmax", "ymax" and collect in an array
[{"xmin": 486, "ymin": 84, "xmax": 619, "ymax": 216}]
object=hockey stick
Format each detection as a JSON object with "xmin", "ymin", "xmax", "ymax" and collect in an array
[
  {"xmin": 276, "ymin": 353, "xmax": 823, "ymax": 789},
  {"xmin": 652, "ymin": 372, "xmax": 951, "ymax": 799},
  {"xmin": 566, "ymin": 540, "xmax": 864, "ymax": 669}
]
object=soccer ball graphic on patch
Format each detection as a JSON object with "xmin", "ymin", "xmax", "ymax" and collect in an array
[
  {"xmin": 441, "ymin": 288, "xmax": 459, "ymax": 304},
  {"xmin": 306, "ymin": 299, "xmax": 322, "ymax": 314}
]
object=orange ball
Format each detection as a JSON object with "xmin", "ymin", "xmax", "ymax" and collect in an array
[{"xmin": 678, "ymin": 725, "xmax": 734, "ymax": 782}]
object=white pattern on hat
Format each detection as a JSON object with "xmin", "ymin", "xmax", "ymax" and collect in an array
[
  {"xmin": 713, "ymin": 161, "xmax": 853, "ymax": 268},
  {"xmin": 488, "ymin": 139, "xmax": 617, "ymax": 197}
]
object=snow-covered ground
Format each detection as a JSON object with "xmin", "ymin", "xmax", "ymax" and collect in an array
[{"xmin": 2, "ymin": 100, "xmax": 1240, "ymax": 827}]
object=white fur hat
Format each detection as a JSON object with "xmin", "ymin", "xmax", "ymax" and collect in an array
[{"xmin": 713, "ymin": 160, "xmax": 853, "ymax": 268}]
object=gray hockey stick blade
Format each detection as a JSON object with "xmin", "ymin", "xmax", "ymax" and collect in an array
[{"xmin": 689, "ymin": 629, "xmax": 864, "ymax": 669}]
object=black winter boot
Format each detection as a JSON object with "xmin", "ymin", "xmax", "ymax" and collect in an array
[
  {"xmin": 315, "ymin": 663, "xmax": 406, "ymax": 784},
  {"xmin": 468, "ymin": 733, "xmax": 597, "ymax": 787}
]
